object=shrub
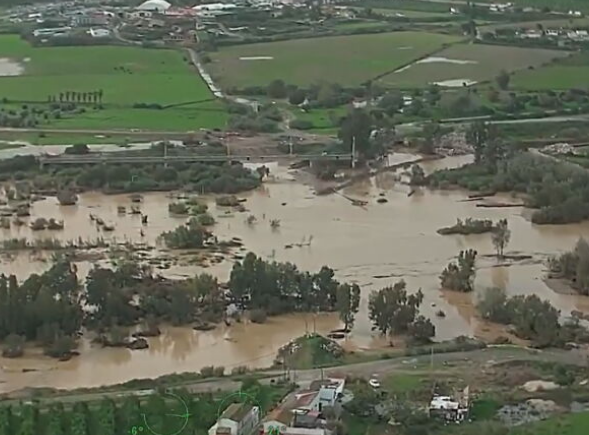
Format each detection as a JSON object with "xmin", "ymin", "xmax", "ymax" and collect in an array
[{"xmin": 250, "ymin": 309, "xmax": 267, "ymax": 324}]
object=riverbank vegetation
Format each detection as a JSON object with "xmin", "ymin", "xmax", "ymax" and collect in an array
[
  {"xmin": 548, "ymin": 237, "xmax": 589, "ymax": 296},
  {"xmin": 0, "ymin": 152, "xmax": 261, "ymax": 196},
  {"xmin": 429, "ymin": 121, "xmax": 589, "ymax": 224},
  {"xmin": 477, "ymin": 287, "xmax": 589, "ymax": 348},
  {"xmin": 0, "ymin": 252, "xmax": 365, "ymax": 359}
]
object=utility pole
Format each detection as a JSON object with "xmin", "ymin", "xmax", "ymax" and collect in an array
[
  {"xmin": 163, "ymin": 141, "xmax": 168, "ymax": 168},
  {"xmin": 351, "ymin": 136, "xmax": 356, "ymax": 169}
]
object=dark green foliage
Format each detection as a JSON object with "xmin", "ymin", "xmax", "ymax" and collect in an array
[
  {"xmin": 440, "ymin": 249, "xmax": 477, "ymax": 292},
  {"xmin": 368, "ymin": 280, "xmax": 432, "ymax": 339},
  {"xmin": 0, "ymin": 257, "xmax": 82, "ymax": 355},
  {"xmin": 0, "ymin": 156, "xmax": 261, "ymax": 195},
  {"xmin": 161, "ymin": 222, "xmax": 211, "ymax": 249},
  {"xmin": 477, "ymin": 287, "xmax": 566, "ymax": 347},
  {"xmin": 229, "ymin": 252, "xmax": 344, "ymax": 315},
  {"xmin": 549, "ymin": 238, "xmax": 589, "ymax": 295},
  {"xmin": 437, "ymin": 218, "xmax": 495, "ymax": 235},
  {"xmin": 430, "ymin": 152, "xmax": 589, "ymax": 225}
]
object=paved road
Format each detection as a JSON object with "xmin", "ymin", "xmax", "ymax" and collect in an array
[{"xmin": 3, "ymin": 346, "xmax": 586, "ymax": 406}]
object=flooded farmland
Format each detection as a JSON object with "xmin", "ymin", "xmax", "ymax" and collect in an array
[{"xmin": 1, "ymin": 154, "xmax": 589, "ymax": 393}]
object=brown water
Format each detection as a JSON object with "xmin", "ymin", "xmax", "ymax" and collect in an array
[{"xmin": 1, "ymin": 153, "xmax": 589, "ymax": 393}]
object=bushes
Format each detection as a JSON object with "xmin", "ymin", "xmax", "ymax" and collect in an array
[
  {"xmin": 290, "ymin": 119, "xmax": 313, "ymax": 130},
  {"xmin": 250, "ymin": 308, "xmax": 267, "ymax": 324},
  {"xmin": 430, "ymin": 153, "xmax": 589, "ymax": 225}
]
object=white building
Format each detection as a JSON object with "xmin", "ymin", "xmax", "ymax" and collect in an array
[
  {"xmin": 88, "ymin": 28, "xmax": 111, "ymax": 38},
  {"xmin": 193, "ymin": 3, "xmax": 237, "ymax": 13},
  {"xmin": 137, "ymin": 0, "xmax": 172, "ymax": 13},
  {"xmin": 209, "ymin": 403, "xmax": 260, "ymax": 435}
]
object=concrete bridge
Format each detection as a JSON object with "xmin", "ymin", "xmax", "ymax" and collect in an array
[{"xmin": 38, "ymin": 153, "xmax": 354, "ymax": 167}]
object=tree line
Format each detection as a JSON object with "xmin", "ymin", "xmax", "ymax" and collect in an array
[
  {"xmin": 430, "ymin": 121, "xmax": 589, "ymax": 225},
  {"xmin": 477, "ymin": 287, "xmax": 589, "ymax": 348},
  {"xmin": 47, "ymin": 90, "xmax": 104, "ymax": 104},
  {"xmin": 0, "ymin": 378, "xmax": 277, "ymax": 435},
  {"xmin": 0, "ymin": 253, "xmax": 365, "ymax": 358},
  {"xmin": 0, "ymin": 153, "xmax": 261, "ymax": 196}
]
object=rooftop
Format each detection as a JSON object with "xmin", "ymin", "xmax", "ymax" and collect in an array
[
  {"xmin": 294, "ymin": 391, "xmax": 319, "ymax": 408},
  {"xmin": 221, "ymin": 403, "xmax": 254, "ymax": 422}
]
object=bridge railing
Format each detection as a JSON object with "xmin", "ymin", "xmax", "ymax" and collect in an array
[{"xmin": 38, "ymin": 153, "xmax": 353, "ymax": 165}]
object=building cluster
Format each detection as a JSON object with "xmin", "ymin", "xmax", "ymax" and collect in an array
[
  {"xmin": 207, "ymin": 378, "xmax": 346, "ymax": 435},
  {"xmin": 5, "ymin": 0, "xmax": 313, "ymax": 45},
  {"xmin": 518, "ymin": 28, "xmax": 589, "ymax": 41}
]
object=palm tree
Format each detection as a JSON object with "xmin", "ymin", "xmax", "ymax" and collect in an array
[
  {"xmin": 59, "ymin": 92, "xmax": 64, "ymax": 103},
  {"xmin": 98, "ymin": 89, "xmax": 104, "ymax": 103}
]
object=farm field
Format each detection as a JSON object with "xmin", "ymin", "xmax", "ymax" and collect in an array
[
  {"xmin": 378, "ymin": 43, "xmax": 569, "ymax": 88},
  {"xmin": 512, "ymin": 52, "xmax": 589, "ymax": 90},
  {"xmin": 480, "ymin": 17, "xmax": 589, "ymax": 31},
  {"xmin": 350, "ymin": 7, "xmax": 452, "ymax": 18},
  {"xmin": 207, "ymin": 31, "xmax": 463, "ymax": 88},
  {"xmin": 471, "ymin": 0, "xmax": 589, "ymax": 12},
  {"xmin": 0, "ymin": 34, "xmax": 226, "ymax": 130}
]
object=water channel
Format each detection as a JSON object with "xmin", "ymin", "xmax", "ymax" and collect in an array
[{"xmin": 1, "ymin": 153, "xmax": 588, "ymax": 393}]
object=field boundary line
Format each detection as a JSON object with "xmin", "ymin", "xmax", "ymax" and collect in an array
[{"xmin": 363, "ymin": 37, "xmax": 468, "ymax": 85}]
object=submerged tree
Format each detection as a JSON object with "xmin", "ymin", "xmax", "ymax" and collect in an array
[
  {"xmin": 368, "ymin": 280, "xmax": 424, "ymax": 340},
  {"xmin": 492, "ymin": 218, "xmax": 511, "ymax": 259},
  {"xmin": 335, "ymin": 283, "xmax": 361, "ymax": 331},
  {"xmin": 440, "ymin": 249, "xmax": 477, "ymax": 292}
]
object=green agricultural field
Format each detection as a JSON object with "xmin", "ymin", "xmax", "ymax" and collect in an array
[
  {"xmin": 0, "ymin": 34, "xmax": 226, "ymax": 130},
  {"xmin": 350, "ymin": 7, "xmax": 451, "ymax": 18},
  {"xmin": 378, "ymin": 43, "xmax": 569, "ymax": 88},
  {"xmin": 508, "ymin": 411, "xmax": 589, "ymax": 435},
  {"xmin": 512, "ymin": 52, "xmax": 589, "ymax": 90},
  {"xmin": 472, "ymin": 0, "xmax": 589, "ymax": 13},
  {"xmin": 207, "ymin": 31, "xmax": 462, "ymax": 88},
  {"xmin": 345, "ymin": 0, "xmax": 452, "ymax": 13}
]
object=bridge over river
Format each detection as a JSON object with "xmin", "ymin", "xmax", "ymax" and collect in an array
[{"xmin": 39, "ymin": 153, "xmax": 354, "ymax": 167}]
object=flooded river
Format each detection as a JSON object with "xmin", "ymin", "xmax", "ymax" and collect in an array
[{"xmin": 1, "ymin": 153, "xmax": 589, "ymax": 393}]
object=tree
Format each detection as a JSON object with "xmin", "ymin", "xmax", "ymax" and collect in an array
[
  {"xmin": 378, "ymin": 91, "xmax": 403, "ymax": 116},
  {"xmin": 440, "ymin": 249, "xmax": 477, "ymax": 292},
  {"xmin": 420, "ymin": 121, "xmax": 441, "ymax": 155},
  {"xmin": 477, "ymin": 287, "xmax": 510, "ymax": 324},
  {"xmin": 492, "ymin": 218, "xmax": 511, "ymax": 259},
  {"xmin": 57, "ymin": 188, "xmax": 78, "ymax": 206},
  {"xmin": 409, "ymin": 164, "xmax": 426, "ymax": 186},
  {"xmin": 335, "ymin": 283, "xmax": 361, "ymax": 331},
  {"xmin": 2, "ymin": 333, "xmax": 25, "ymax": 358},
  {"xmin": 266, "ymin": 79, "xmax": 287, "ymax": 99},
  {"xmin": 368, "ymin": 280, "xmax": 424, "ymax": 339},
  {"xmin": 407, "ymin": 315, "xmax": 435, "ymax": 344},
  {"xmin": 496, "ymin": 70, "xmax": 510, "ymax": 91},
  {"xmin": 288, "ymin": 89, "xmax": 306, "ymax": 105},
  {"xmin": 466, "ymin": 121, "xmax": 493, "ymax": 164},
  {"xmin": 338, "ymin": 108, "xmax": 374, "ymax": 159}
]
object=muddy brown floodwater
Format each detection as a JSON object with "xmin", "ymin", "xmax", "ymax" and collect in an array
[{"xmin": 1, "ymin": 153, "xmax": 589, "ymax": 393}]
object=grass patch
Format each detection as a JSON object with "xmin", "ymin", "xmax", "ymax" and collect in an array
[
  {"xmin": 509, "ymin": 411, "xmax": 589, "ymax": 435},
  {"xmin": 512, "ymin": 52, "xmax": 589, "ymax": 90},
  {"xmin": 359, "ymin": 7, "xmax": 452, "ymax": 18},
  {"xmin": 379, "ymin": 43, "xmax": 568, "ymax": 88},
  {"xmin": 382, "ymin": 373, "xmax": 425, "ymax": 395},
  {"xmin": 0, "ymin": 34, "xmax": 226, "ymax": 130},
  {"xmin": 207, "ymin": 31, "xmax": 462, "ymax": 88}
]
